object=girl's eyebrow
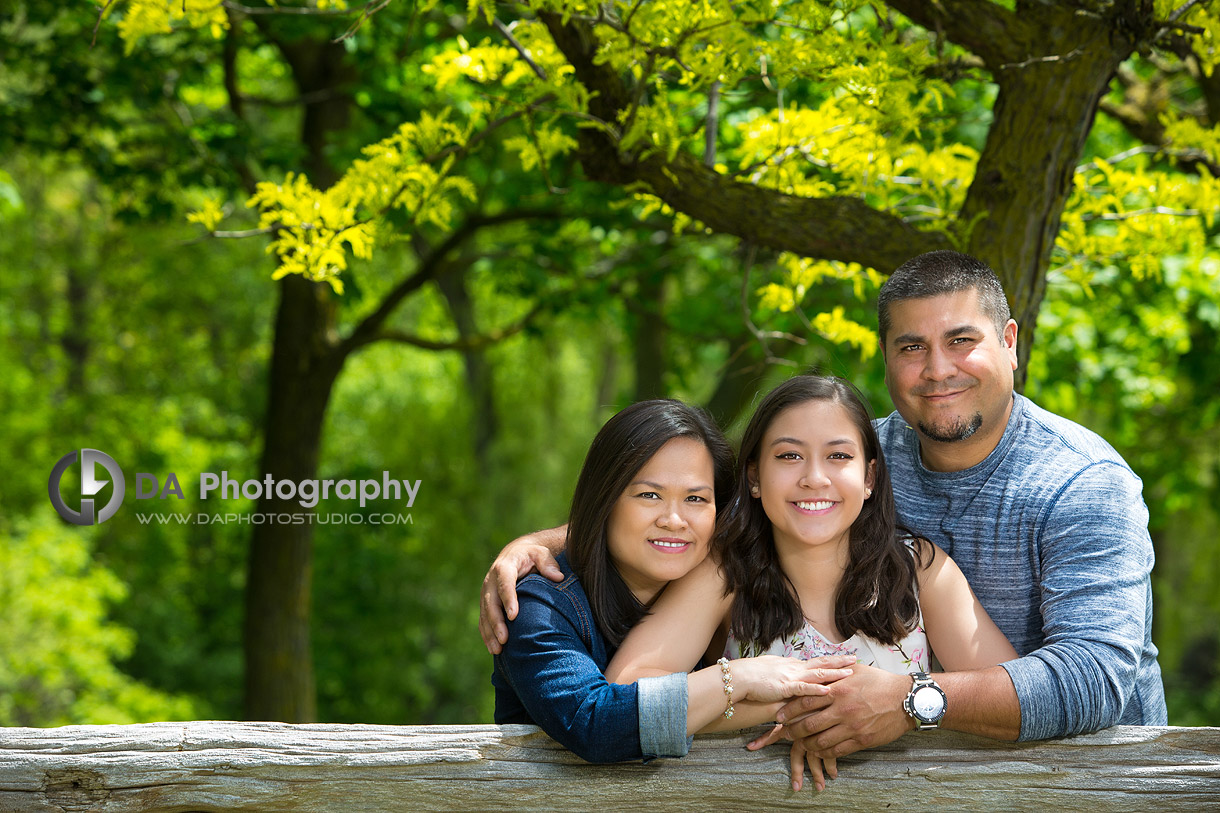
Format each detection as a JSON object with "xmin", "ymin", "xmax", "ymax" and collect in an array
[{"xmin": 769, "ymin": 437, "xmax": 858, "ymax": 448}]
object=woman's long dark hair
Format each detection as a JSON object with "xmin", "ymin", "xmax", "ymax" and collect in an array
[
  {"xmin": 567, "ymin": 400, "xmax": 735, "ymax": 649},
  {"xmin": 714, "ymin": 375, "xmax": 923, "ymax": 652}
]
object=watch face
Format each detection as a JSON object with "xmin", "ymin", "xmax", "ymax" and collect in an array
[{"xmin": 912, "ymin": 686, "xmax": 945, "ymax": 720}]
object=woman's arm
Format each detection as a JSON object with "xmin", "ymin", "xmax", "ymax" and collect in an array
[
  {"xmin": 917, "ymin": 541, "xmax": 1019, "ymax": 670},
  {"xmin": 606, "ymin": 556, "xmax": 856, "ymax": 735},
  {"xmin": 496, "ymin": 579, "xmax": 649, "ymax": 764}
]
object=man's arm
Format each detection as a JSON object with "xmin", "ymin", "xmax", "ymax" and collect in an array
[
  {"xmin": 752, "ymin": 663, "xmax": 1020, "ymax": 759},
  {"xmin": 480, "ymin": 525, "xmax": 566, "ymax": 654},
  {"xmin": 1000, "ymin": 463, "xmax": 1162, "ymax": 738}
]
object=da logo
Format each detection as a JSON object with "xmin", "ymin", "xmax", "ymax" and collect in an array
[{"xmin": 48, "ymin": 449, "xmax": 126, "ymax": 525}]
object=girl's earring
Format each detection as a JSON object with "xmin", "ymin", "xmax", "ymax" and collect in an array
[
  {"xmin": 864, "ymin": 488, "xmax": 873, "ymax": 499},
  {"xmin": 750, "ymin": 485, "xmax": 760, "ymax": 497}
]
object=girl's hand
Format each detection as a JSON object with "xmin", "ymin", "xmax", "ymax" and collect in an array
[
  {"xmin": 733, "ymin": 654, "xmax": 856, "ymax": 703},
  {"xmin": 789, "ymin": 739, "xmax": 838, "ymax": 792}
]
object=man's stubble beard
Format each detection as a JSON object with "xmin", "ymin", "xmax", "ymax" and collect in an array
[{"xmin": 918, "ymin": 412, "xmax": 983, "ymax": 444}]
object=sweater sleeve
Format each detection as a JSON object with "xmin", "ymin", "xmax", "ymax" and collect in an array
[
  {"xmin": 494, "ymin": 580, "xmax": 663, "ymax": 763},
  {"xmin": 1000, "ymin": 462, "xmax": 1155, "ymax": 739}
]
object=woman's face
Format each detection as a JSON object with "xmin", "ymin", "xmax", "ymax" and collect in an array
[
  {"xmin": 749, "ymin": 399, "xmax": 875, "ymax": 556},
  {"xmin": 606, "ymin": 436, "xmax": 717, "ymax": 604}
]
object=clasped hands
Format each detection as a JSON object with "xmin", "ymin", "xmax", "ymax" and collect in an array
[{"xmin": 748, "ymin": 663, "xmax": 916, "ymax": 792}]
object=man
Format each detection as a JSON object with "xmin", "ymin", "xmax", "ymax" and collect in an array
[{"xmin": 480, "ymin": 250, "xmax": 1166, "ymax": 760}]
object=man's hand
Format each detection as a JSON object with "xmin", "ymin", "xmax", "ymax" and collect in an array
[
  {"xmin": 479, "ymin": 531, "xmax": 565, "ymax": 654},
  {"xmin": 749, "ymin": 664, "xmax": 914, "ymax": 759}
]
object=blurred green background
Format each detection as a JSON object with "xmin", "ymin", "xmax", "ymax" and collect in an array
[{"xmin": 2, "ymin": 1, "xmax": 1217, "ymax": 728}]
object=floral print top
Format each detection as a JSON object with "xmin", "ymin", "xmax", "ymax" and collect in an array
[{"xmin": 725, "ymin": 616, "xmax": 930, "ymax": 675}]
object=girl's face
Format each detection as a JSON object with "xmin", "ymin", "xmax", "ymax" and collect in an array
[
  {"xmin": 607, "ymin": 436, "xmax": 717, "ymax": 604},
  {"xmin": 749, "ymin": 399, "xmax": 875, "ymax": 556}
]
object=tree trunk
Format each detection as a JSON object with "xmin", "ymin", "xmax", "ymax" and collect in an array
[
  {"xmin": 436, "ymin": 270, "xmax": 499, "ymax": 462},
  {"xmin": 244, "ymin": 275, "xmax": 343, "ymax": 722},
  {"xmin": 242, "ymin": 29, "xmax": 355, "ymax": 721},
  {"xmin": 631, "ymin": 271, "xmax": 667, "ymax": 400},
  {"xmin": 962, "ymin": 20, "xmax": 1131, "ymax": 387}
]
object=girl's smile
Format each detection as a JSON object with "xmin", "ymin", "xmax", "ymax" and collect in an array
[{"xmin": 750, "ymin": 400, "xmax": 875, "ymax": 555}]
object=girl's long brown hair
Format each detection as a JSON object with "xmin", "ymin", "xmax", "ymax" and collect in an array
[{"xmin": 714, "ymin": 375, "xmax": 925, "ymax": 653}]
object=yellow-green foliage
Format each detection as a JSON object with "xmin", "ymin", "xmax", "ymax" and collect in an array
[
  {"xmin": 0, "ymin": 512, "xmax": 197, "ymax": 726},
  {"xmin": 1057, "ymin": 154, "xmax": 1219, "ymax": 290},
  {"xmin": 756, "ymin": 255, "xmax": 881, "ymax": 359},
  {"xmin": 158, "ymin": 1, "xmax": 1220, "ymax": 353},
  {"xmin": 94, "ymin": 0, "xmax": 228, "ymax": 53}
]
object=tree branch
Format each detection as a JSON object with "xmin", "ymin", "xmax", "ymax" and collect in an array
[
  {"xmin": 884, "ymin": 0, "xmax": 1026, "ymax": 69},
  {"xmin": 368, "ymin": 301, "xmax": 547, "ymax": 352},
  {"xmin": 338, "ymin": 209, "xmax": 561, "ymax": 357},
  {"xmin": 538, "ymin": 12, "xmax": 951, "ymax": 274},
  {"xmin": 1098, "ymin": 64, "xmax": 1220, "ymax": 176}
]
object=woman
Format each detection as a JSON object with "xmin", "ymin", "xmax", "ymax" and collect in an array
[{"xmin": 493, "ymin": 399, "xmax": 855, "ymax": 763}]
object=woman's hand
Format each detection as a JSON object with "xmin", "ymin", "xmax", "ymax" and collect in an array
[{"xmin": 731, "ymin": 654, "xmax": 856, "ymax": 703}]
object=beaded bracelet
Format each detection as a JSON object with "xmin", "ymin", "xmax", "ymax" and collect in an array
[{"xmin": 716, "ymin": 657, "xmax": 735, "ymax": 719}]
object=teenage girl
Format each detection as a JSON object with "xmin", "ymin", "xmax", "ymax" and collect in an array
[{"xmin": 606, "ymin": 376, "xmax": 1017, "ymax": 786}]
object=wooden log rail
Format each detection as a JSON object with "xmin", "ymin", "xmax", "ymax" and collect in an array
[{"xmin": 1, "ymin": 722, "xmax": 1218, "ymax": 811}]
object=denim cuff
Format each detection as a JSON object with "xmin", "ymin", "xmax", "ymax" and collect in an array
[{"xmin": 637, "ymin": 673, "xmax": 692, "ymax": 758}]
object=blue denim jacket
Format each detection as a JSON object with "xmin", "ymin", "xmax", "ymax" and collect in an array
[{"xmin": 492, "ymin": 553, "xmax": 690, "ymax": 763}]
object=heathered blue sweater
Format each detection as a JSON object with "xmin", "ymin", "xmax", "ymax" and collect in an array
[{"xmin": 878, "ymin": 393, "xmax": 1167, "ymax": 740}]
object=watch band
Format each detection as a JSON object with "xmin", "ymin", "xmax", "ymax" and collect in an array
[{"xmin": 904, "ymin": 671, "xmax": 947, "ymax": 730}]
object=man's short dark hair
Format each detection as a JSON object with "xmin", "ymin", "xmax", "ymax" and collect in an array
[{"xmin": 877, "ymin": 250, "xmax": 1012, "ymax": 343}]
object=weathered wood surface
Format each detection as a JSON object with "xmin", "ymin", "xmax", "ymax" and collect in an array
[{"xmin": 0, "ymin": 722, "xmax": 1217, "ymax": 812}]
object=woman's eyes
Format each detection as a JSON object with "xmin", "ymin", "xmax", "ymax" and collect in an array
[
  {"xmin": 775, "ymin": 451, "xmax": 802, "ymax": 460},
  {"xmin": 634, "ymin": 491, "xmax": 709, "ymax": 502}
]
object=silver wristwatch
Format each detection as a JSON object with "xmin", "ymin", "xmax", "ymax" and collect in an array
[{"xmin": 903, "ymin": 671, "xmax": 947, "ymax": 730}]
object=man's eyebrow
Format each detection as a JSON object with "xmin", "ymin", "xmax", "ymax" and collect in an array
[
  {"xmin": 891, "ymin": 331, "xmax": 925, "ymax": 346},
  {"xmin": 891, "ymin": 325, "xmax": 982, "ymax": 345}
]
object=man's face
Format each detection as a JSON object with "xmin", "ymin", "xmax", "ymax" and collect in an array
[{"xmin": 881, "ymin": 289, "xmax": 1018, "ymax": 470}]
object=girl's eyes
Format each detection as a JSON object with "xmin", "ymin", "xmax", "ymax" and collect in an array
[
  {"xmin": 776, "ymin": 451, "xmax": 854, "ymax": 461},
  {"xmin": 685, "ymin": 495, "xmax": 709, "ymax": 503}
]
